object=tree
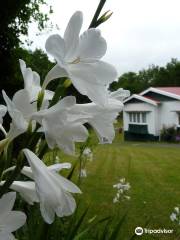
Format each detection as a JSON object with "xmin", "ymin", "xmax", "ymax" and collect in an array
[{"xmin": 0, "ymin": 0, "xmax": 52, "ymax": 96}]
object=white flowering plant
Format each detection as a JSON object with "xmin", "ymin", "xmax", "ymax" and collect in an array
[{"xmin": 0, "ymin": 1, "xmax": 130, "ymax": 239}]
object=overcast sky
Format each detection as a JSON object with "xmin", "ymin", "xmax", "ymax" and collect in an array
[{"xmin": 23, "ymin": 0, "xmax": 180, "ymax": 76}]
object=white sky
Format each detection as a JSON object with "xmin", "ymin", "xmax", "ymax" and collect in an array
[{"xmin": 24, "ymin": 0, "xmax": 180, "ymax": 76}]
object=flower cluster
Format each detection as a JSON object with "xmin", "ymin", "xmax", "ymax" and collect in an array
[
  {"xmin": 0, "ymin": 11, "xmax": 129, "ymax": 235},
  {"xmin": 170, "ymin": 206, "xmax": 180, "ymax": 225},
  {"xmin": 113, "ymin": 178, "xmax": 131, "ymax": 203}
]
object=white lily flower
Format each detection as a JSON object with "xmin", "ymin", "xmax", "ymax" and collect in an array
[
  {"xmin": 71, "ymin": 97, "xmax": 123, "ymax": 144},
  {"xmin": 43, "ymin": 11, "xmax": 117, "ymax": 106},
  {"xmin": 0, "ymin": 192, "xmax": 26, "ymax": 240},
  {"xmin": 2, "ymin": 89, "xmax": 36, "ymax": 141},
  {"xmin": 23, "ymin": 149, "xmax": 81, "ymax": 224},
  {"xmin": 32, "ymin": 96, "xmax": 89, "ymax": 155},
  {"xmin": 1, "ymin": 163, "xmax": 72, "ymax": 206},
  {"xmin": 19, "ymin": 59, "xmax": 54, "ymax": 102}
]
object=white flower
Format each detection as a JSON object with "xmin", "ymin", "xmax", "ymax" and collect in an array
[
  {"xmin": 23, "ymin": 149, "xmax": 81, "ymax": 224},
  {"xmin": 113, "ymin": 178, "xmax": 131, "ymax": 202},
  {"xmin": 71, "ymin": 97, "xmax": 123, "ymax": 144},
  {"xmin": 170, "ymin": 212, "xmax": 177, "ymax": 222},
  {"xmin": 19, "ymin": 59, "xmax": 54, "ymax": 102},
  {"xmin": 0, "ymin": 192, "xmax": 26, "ymax": 240},
  {"xmin": 80, "ymin": 169, "xmax": 87, "ymax": 178},
  {"xmin": 43, "ymin": 11, "xmax": 117, "ymax": 106},
  {"xmin": 174, "ymin": 207, "xmax": 179, "ymax": 214},
  {"xmin": 32, "ymin": 96, "xmax": 89, "ymax": 155},
  {"xmin": 82, "ymin": 147, "xmax": 93, "ymax": 161},
  {"xmin": 0, "ymin": 105, "xmax": 7, "ymax": 136},
  {"xmin": 2, "ymin": 90, "xmax": 36, "ymax": 141},
  {"xmin": 1, "ymin": 163, "xmax": 72, "ymax": 206}
]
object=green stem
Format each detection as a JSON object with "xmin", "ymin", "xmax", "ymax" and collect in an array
[
  {"xmin": 89, "ymin": 0, "xmax": 106, "ymax": 28},
  {"xmin": 0, "ymin": 151, "xmax": 25, "ymax": 197}
]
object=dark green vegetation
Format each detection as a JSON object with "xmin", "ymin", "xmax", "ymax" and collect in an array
[
  {"xmin": 110, "ymin": 58, "xmax": 180, "ymax": 94},
  {"xmin": 0, "ymin": 0, "xmax": 52, "ymax": 96}
]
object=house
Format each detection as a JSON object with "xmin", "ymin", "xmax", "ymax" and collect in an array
[{"xmin": 123, "ymin": 87, "xmax": 180, "ymax": 141}]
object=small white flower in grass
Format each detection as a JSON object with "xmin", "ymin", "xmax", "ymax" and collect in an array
[
  {"xmin": 32, "ymin": 96, "xmax": 89, "ymax": 155},
  {"xmin": 170, "ymin": 206, "xmax": 180, "ymax": 225},
  {"xmin": 43, "ymin": 11, "xmax": 117, "ymax": 106},
  {"xmin": 113, "ymin": 178, "xmax": 131, "ymax": 203},
  {"xmin": 23, "ymin": 149, "xmax": 81, "ymax": 224},
  {"xmin": 80, "ymin": 169, "xmax": 87, "ymax": 178},
  {"xmin": 19, "ymin": 59, "xmax": 54, "ymax": 103},
  {"xmin": 82, "ymin": 147, "xmax": 93, "ymax": 161},
  {"xmin": 55, "ymin": 156, "xmax": 60, "ymax": 163},
  {"xmin": 0, "ymin": 192, "xmax": 26, "ymax": 240},
  {"xmin": 170, "ymin": 213, "xmax": 177, "ymax": 222}
]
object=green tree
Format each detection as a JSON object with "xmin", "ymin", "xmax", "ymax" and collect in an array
[{"xmin": 0, "ymin": 0, "xmax": 52, "ymax": 96}]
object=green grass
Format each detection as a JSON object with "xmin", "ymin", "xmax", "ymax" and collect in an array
[{"xmin": 48, "ymin": 128, "xmax": 180, "ymax": 240}]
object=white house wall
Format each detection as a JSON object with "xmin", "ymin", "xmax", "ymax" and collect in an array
[
  {"xmin": 123, "ymin": 103, "xmax": 157, "ymax": 135},
  {"xmin": 158, "ymin": 101, "xmax": 180, "ymax": 132}
]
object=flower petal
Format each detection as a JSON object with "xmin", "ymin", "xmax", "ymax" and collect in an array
[
  {"xmin": 0, "ymin": 192, "xmax": 16, "ymax": 215},
  {"xmin": 40, "ymin": 200, "xmax": 55, "ymax": 224},
  {"xmin": 52, "ymin": 172, "xmax": 82, "ymax": 194},
  {"xmin": 0, "ymin": 105, "xmax": 7, "ymax": 124},
  {"xmin": 0, "ymin": 232, "xmax": 15, "ymax": 240},
  {"xmin": 45, "ymin": 34, "xmax": 65, "ymax": 64},
  {"xmin": 12, "ymin": 89, "xmax": 35, "ymax": 119},
  {"xmin": 55, "ymin": 192, "xmax": 76, "ymax": 217},
  {"xmin": 48, "ymin": 163, "xmax": 71, "ymax": 172},
  {"xmin": 10, "ymin": 181, "xmax": 39, "ymax": 205},
  {"xmin": 43, "ymin": 64, "xmax": 68, "ymax": 89},
  {"xmin": 78, "ymin": 29, "xmax": 107, "ymax": 61},
  {"xmin": 64, "ymin": 11, "xmax": 83, "ymax": 61},
  {"xmin": 68, "ymin": 61, "xmax": 117, "ymax": 106},
  {"xmin": 0, "ymin": 211, "xmax": 26, "ymax": 232},
  {"xmin": 109, "ymin": 88, "xmax": 130, "ymax": 101}
]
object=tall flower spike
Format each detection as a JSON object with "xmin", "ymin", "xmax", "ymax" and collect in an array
[
  {"xmin": 23, "ymin": 149, "xmax": 81, "ymax": 224},
  {"xmin": 0, "ymin": 192, "xmax": 26, "ymax": 240},
  {"xmin": 44, "ymin": 11, "xmax": 117, "ymax": 106}
]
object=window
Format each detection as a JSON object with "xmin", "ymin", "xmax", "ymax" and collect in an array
[
  {"xmin": 129, "ymin": 112, "xmax": 147, "ymax": 123},
  {"xmin": 142, "ymin": 113, "xmax": 147, "ymax": 123},
  {"xmin": 129, "ymin": 113, "xmax": 132, "ymax": 122},
  {"xmin": 137, "ymin": 113, "xmax": 140, "ymax": 123},
  {"xmin": 178, "ymin": 113, "xmax": 180, "ymax": 125}
]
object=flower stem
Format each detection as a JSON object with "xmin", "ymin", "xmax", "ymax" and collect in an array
[{"xmin": 89, "ymin": 0, "xmax": 106, "ymax": 28}]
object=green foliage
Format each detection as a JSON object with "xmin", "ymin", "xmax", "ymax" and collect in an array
[
  {"xmin": 160, "ymin": 125, "xmax": 180, "ymax": 142},
  {"xmin": 110, "ymin": 58, "xmax": 180, "ymax": 94},
  {"xmin": 0, "ymin": 0, "xmax": 52, "ymax": 96}
]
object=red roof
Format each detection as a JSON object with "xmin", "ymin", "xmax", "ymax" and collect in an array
[{"xmin": 156, "ymin": 87, "xmax": 180, "ymax": 96}]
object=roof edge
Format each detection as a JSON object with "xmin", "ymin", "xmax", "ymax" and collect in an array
[
  {"xmin": 123, "ymin": 94, "xmax": 157, "ymax": 106},
  {"xmin": 140, "ymin": 87, "xmax": 180, "ymax": 100}
]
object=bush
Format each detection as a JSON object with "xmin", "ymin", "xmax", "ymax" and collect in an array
[{"xmin": 160, "ymin": 125, "xmax": 180, "ymax": 142}]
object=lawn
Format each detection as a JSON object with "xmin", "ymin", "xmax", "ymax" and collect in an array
[{"xmin": 49, "ymin": 129, "xmax": 180, "ymax": 240}]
